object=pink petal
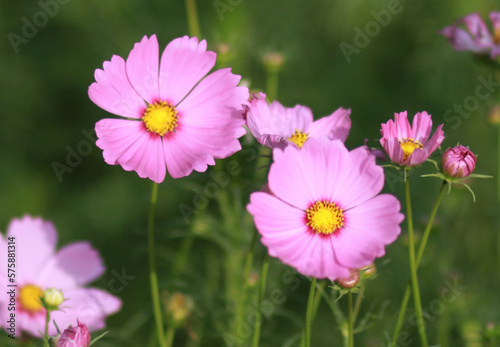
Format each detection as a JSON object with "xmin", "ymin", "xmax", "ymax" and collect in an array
[
  {"xmin": 36, "ymin": 242, "xmax": 105, "ymax": 288},
  {"xmin": 405, "ymin": 148, "xmax": 430, "ymax": 167},
  {"xmin": 411, "ymin": 111, "xmax": 432, "ymax": 143},
  {"xmin": 382, "ymin": 137, "xmax": 405, "ymax": 166},
  {"xmin": 271, "ymin": 103, "xmax": 313, "ymax": 136},
  {"xmin": 89, "ymin": 55, "xmax": 146, "ymax": 119},
  {"xmin": 423, "ymin": 124, "xmax": 445, "ymax": 155},
  {"xmin": 394, "ymin": 111, "xmax": 412, "ymax": 139},
  {"xmin": 6, "ymin": 216, "xmax": 57, "ymax": 284},
  {"xmin": 126, "ymin": 35, "xmax": 160, "ymax": 104},
  {"xmin": 159, "ymin": 36, "xmax": 216, "ymax": 105},
  {"xmin": 462, "ymin": 13, "xmax": 494, "ymax": 46},
  {"xmin": 332, "ymin": 194, "xmax": 403, "ymax": 269},
  {"xmin": 307, "ymin": 107, "xmax": 351, "ymax": 142},
  {"xmin": 95, "ymin": 118, "xmax": 166, "ymax": 183}
]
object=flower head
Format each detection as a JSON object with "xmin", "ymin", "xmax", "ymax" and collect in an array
[
  {"xmin": 440, "ymin": 12, "xmax": 500, "ymax": 59},
  {"xmin": 88, "ymin": 35, "xmax": 249, "ymax": 183},
  {"xmin": 0, "ymin": 216, "xmax": 121, "ymax": 337},
  {"xmin": 244, "ymin": 92, "xmax": 351, "ymax": 150},
  {"xmin": 56, "ymin": 320, "xmax": 91, "ymax": 347},
  {"xmin": 380, "ymin": 111, "xmax": 444, "ymax": 167},
  {"xmin": 442, "ymin": 145, "xmax": 477, "ymax": 178},
  {"xmin": 247, "ymin": 139, "xmax": 404, "ymax": 280}
]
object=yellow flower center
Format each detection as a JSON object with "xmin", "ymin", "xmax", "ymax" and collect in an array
[
  {"xmin": 399, "ymin": 138, "xmax": 423, "ymax": 161},
  {"xmin": 306, "ymin": 201, "xmax": 344, "ymax": 235},
  {"xmin": 287, "ymin": 129, "xmax": 308, "ymax": 149},
  {"xmin": 142, "ymin": 101, "xmax": 178, "ymax": 136},
  {"xmin": 19, "ymin": 284, "xmax": 44, "ymax": 313}
]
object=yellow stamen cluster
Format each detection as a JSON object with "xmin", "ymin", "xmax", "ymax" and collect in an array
[
  {"xmin": 19, "ymin": 284, "xmax": 44, "ymax": 313},
  {"xmin": 287, "ymin": 129, "xmax": 308, "ymax": 149},
  {"xmin": 142, "ymin": 101, "xmax": 178, "ymax": 136},
  {"xmin": 306, "ymin": 201, "xmax": 344, "ymax": 235},
  {"xmin": 399, "ymin": 138, "xmax": 423, "ymax": 161}
]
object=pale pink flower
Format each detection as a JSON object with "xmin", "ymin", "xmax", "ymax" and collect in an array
[
  {"xmin": 440, "ymin": 12, "xmax": 500, "ymax": 59},
  {"xmin": 0, "ymin": 216, "xmax": 121, "ymax": 337},
  {"xmin": 247, "ymin": 139, "xmax": 404, "ymax": 280},
  {"xmin": 244, "ymin": 92, "xmax": 351, "ymax": 149},
  {"xmin": 56, "ymin": 320, "xmax": 91, "ymax": 347},
  {"xmin": 88, "ymin": 35, "xmax": 249, "ymax": 183},
  {"xmin": 380, "ymin": 111, "xmax": 444, "ymax": 167},
  {"xmin": 442, "ymin": 145, "xmax": 477, "ymax": 178}
]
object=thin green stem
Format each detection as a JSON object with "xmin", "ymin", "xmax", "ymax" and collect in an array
[
  {"xmin": 351, "ymin": 285, "xmax": 365, "ymax": 324},
  {"xmin": 252, "ymin": 254, "xmax": 270, "ymax": 347},
  {"xmin": 172, "ymin": 233, "xmax": 194, "ymax": 279},
  {"xmin": 185, "ymin": 0, "xmax": 201, "ymax": 38},
  {"xmin": 392, "ymin": 181, "xmax": 447, "ymax": 344},
  {"xmin": 404, "ymin": 174, "xmax": 428, "ymax": 347},
  {"xmin": 498, "ymin": 123, "xmax": 500, "ymax": 277},
  {"xmin": 43, "ymin": 310, "xmax": 50, "ymax": 347},
  {"xmin": 305, "ymin": 278, "xmax": 317, "ymax": 347},
  {"xmin": 347, "ymin": 293, "xmax": 354, "ymax": 347},
  {"xmin": 148, "ymin": 182, "xmax": 166, "ymax": 347},
  {"xmin": 165, "ymin": 326, "xmax": 176, "ymax": 347}
]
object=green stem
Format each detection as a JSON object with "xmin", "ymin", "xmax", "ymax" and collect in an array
[
  {"xmin": 404, "ymin": 173, "xmax": 428, "ymax": 347},
  {"xmin": 252, "ymin": 254, "xmax": 270, "ymax": 347},
  {"xmin": 311, "ymin": 280, "xmax": 327, "ymax": 322},
  {"xmin": 172, "ymin": 233, "xmax": 194, "ymax": 279},
  {"xmin": 347, "ymin": 293, "xmax": 354, "ymax": 347},
  {"xmin": 43, "ymin": 310, "xmax": 50, "ymax": 347},
  {"xmin": 165, "ymin": 326, "xmax": 176, "ymax": 347},
  {"xmin": 498, "ymin": 123, "xmax": 500, "ymax": 277},
  {"xmin": 185, "ymin": 0, "xmax": 201, "ymax": 38},
  {"xmin": 351, "ymin": 285, "xmax": 365, "ymax": 324},
  {"xmin": 148, "ymin": 182, "xmax": 166, "ymax": 347},
  {"xmin": 305, "ymin": 278, "xmax": 317, "ymax": 347},
  {"xmin": 392, "ymin": 181, "xmax": 447, "ymax": 344}
]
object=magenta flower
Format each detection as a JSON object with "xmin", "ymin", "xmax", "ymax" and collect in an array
[
  {"xmin": 0, "ymin": 216, "xmax": 121, "ymax": 337},
  {"xmin": 247, "ymin": 139, "xmax": 404, "ymax": 280},
  {"xmin": 380, "ymin": 111, "xmax": 444, "ymax": 167},
  {"xmin": 56, "ymin": 320, "xmax": 91, "ymax": 347},
  {"xmin": 440, "ymin": 12, "xmax": 500, "ymax": 59},
  {"xmin": 244, "ymin": 92, "xmax": 351, "ymax": 149},
  {"xmin": 88, "ymin": 35, "xmax": 249, "ymax": 183},
  {"xmin": 442, "ymin": 145, "xmax": 477, "ymax": 178}
]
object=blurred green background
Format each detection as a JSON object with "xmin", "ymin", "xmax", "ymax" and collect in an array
[{"xmin": 1, "ymin": 0, "xmax": 499, "ymax": 346}]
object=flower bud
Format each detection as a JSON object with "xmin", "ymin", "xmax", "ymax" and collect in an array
[
  {"xmin": 337, "ymin": 269, "xmax": 360, "ymax": 289},
  {"xmin": 442, "ymin": 145, "xmax": 477, "ymax": 178},
  {"xmin": 360, "ymin": 263, "xmax": 376, "ymax": 279},
  {"xmin": 42, "ymin": 288, "xmax": 64, "ymax": 311},
  {"xmin": 56, "ymin": 320, "xmax": 91, "ymax": 347}
]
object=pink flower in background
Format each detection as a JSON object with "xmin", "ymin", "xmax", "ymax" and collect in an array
[
  {"xmin": 380, "ymin": 111, "xmax": 444, "ymax": 167},
  {"xmin": 0, "ymin": 216, "xmax": 121, "ymax": 337},
  {"xmin": 247, "ymin": 139, "xmax": 404, "ymax": 280},
  {"xmin": 440, "ymin": 12, "xmax": 500, "ymax": 59},
  {"xmin": 88, "ymin": 35, "xmax": 249, "ymax": 183},
  {"xmin": 56, "ymin": 320, "xmax": 91, "ymax": 347},
  {"xmin": 244, "ymin": 92, "xmax": 351, "ymax": 149},
  {"xmin": 442, "ymin": 145, "xmax": 477, "ymax": 178}
]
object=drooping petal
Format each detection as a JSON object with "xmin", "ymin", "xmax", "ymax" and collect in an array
[
  {"xmin": 95, "ymin": 119, "xmax": 166, "ymax": 183},
  {"xmin": 332, "ymin": 194, "xmax": 403, "ymax": 269},
  {"xmin": 159, "ymin": 36, "xmax": 216, "ymax": 106},
  {"xmin": 307, "ymin": 107, "xmax": 351, "ymax": 142},
  {"xmin": 126, "ymin": 35, "xmax": 160, "ymax": 104},
  {"xmin": 88, "ymin": 55, "xmax": 146, "ymax": 119},
  {"xmin": 36, "ymin": 242, "xmax": 105, "ymax": 288}
]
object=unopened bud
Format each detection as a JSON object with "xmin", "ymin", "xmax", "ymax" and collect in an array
[
  {"xmin": 42, "ymin": 288, "xmax": 64, "ymax": 311},
  {"xmin": 442, "ymin": 145, "xmax": 477, "ymax": 178},
  {"xmin": 360, "ymin": 263, "xmax": 376, "ymax": 279},
  {"xmin": 337, "ymin": 269, "xmax": 360, "ymax": 289}
]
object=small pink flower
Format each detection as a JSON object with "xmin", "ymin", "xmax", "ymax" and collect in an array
[
  {"xmin": 380, "ymin": 111, "xmax": 444, "ymax": 167},
  {"xmin": 0, "ymin": 216, "xmax": 121, "ymax": 337},
  {"xmin": 57, "ymin": 320, "xmax": 91, "ymax": 347},
  {"xmin": 440, "ymin": 12, "xmax": 500, "ymax": 59},
  {"xmin": 244, "ymin": 92, "xmax": 351, "ymax": 149},
  {"xmin": 442, "ymin": 145, "xmax": 477, "ymax": 178},
  {"xmin": 247, "ymin": 139, "xmax": 404, "ymax": 280},
  {"xmin": 89, "ymin": 35, "xmax": 249, "ymax": 183}
]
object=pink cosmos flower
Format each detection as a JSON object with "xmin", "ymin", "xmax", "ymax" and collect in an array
[
  {"xmin": 88, "ymin": 35, "xmax": 249, "ymax": 183},
  {"xmin": 442, "ymin": 145, "xmax": 477, "ymax": 178},
  {"xmin": 0, "ymin": 216, "xmax": 121, "ymax": 337},
  {"xmin": 56, "ymin": 320, "xmax": 91, "ymax": 347},
  {"xmin": 247, "ymin": 139, "xmax": 404, "ymax": 280},
  {"xmin": 380, "ymin": 111, "xmax": 444, "ymax": 167},
  {"xmin": 440, "ymin": 12, "xmax": 500, "ymax": 59},
  {"xmin": 244, "ymin": 92, "xmax": 351, "ymax": 149}
]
